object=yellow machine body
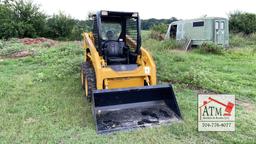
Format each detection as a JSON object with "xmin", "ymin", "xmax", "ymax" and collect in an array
[{"xmin": 82, "ymin": 32, "xmax": 156, "ymax": 91}]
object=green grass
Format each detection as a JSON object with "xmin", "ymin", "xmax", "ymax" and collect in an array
[{"xmin": 0, "ymin": 35, "xmax": 256, "ymax": 143}]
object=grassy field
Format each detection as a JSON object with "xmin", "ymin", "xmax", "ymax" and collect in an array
[{"xmin": 0, "ymin": 35, "xmax": 256, "ymax": 143}]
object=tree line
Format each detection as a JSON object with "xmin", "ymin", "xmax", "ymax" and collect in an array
[
  {"xmin": 0, "ymin": 0, "xmax": 92, "ymax": 40},
  {"xmin": 1, "ymin": 0, "xmax": 256, "ymax": 40}
]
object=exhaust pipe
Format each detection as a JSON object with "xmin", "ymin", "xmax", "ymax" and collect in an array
[{"xmin": 92, "ymin": 85, "xmax": 182, "ymax": 134}]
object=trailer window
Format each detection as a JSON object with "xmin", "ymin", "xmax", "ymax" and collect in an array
[
  {"xmin": 215, "ymin": 22, "xmax": 219, "ymax": 29},
  {"xmin": 220, "ymin": 22, "xmax": 224, "ymax": 29},
  {"xmin": 193, "ymin": 21, "xmax": 204, "ymax": 27}
]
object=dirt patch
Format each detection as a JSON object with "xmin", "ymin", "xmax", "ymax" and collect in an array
[
  {"xmin": 10, "ymin": 50, "xmax": 33, "ymax": 58},
  {"xmin": 20, "ymin": 37, "xmax": 55, "ymax": 46},
  {"xmin": 24, "ymin": 117, "xmax": 37, "ymax": 124},
  {"xmin": 168, "ymin": 81, "xmax": 217, "ymax": 95},
  {"xmin": 170, "ymin": 49, "xmax": 187, "ymax": 53},
  {"xmin": 236, "ymin": 99, "xmax": 255, "ymax": 112},
  {"xmin": 194, "ymin": 88, "xmax": 217, "ymax": 95}
]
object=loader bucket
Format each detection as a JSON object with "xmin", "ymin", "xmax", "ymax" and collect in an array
[{"xmin": 92, "ymin": 85, "xmax": 182, "ymax": 134}]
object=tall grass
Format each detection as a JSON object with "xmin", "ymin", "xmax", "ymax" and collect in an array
[
  {"xmin": 198, "ymin": 43, "xmax": 223, "ymax": 54},
  {"xmin": 230, "ymin": 33, "xmax": 256, "ymax": 47},
  {"xmin": 143, "ymin": 38, "xmax": 182, "ymax": 52}
]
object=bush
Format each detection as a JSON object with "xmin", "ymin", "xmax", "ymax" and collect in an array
[
  {"xmin": 70, "ymin": 20, "xmax": 92, "ymax": 40},
  {"xmin": 229, "ymin": 11, "xmax": 256, "ymax": 35},
  {"xmin": 199, "ymin": 43, "xmax": 223, "ymax": 54},
  {"xmin": 44, "ymin": 12, "xmax": 76, "ymax": 39},
  {"xmin": 44, "ymin": 12, "xmax": 92, "ymax": 40},
  {"xmin": 149, "ymin": 24, "xmax": 168, "ymax": 40},
  {"xmin": 149, "ymin": 31, "xmax": 165, "ymax": 40},
  {"xmin": 0, "ymin": 0, "xmax": 47, "ymax": 39},
  {"xmin": 150, "ymin": 23, "xmax": 168, "ymax": 34}
]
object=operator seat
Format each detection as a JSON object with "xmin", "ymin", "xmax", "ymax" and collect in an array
[{"xmin": 103, "ymin": 31, "xmax": 129, "ymax": 64}]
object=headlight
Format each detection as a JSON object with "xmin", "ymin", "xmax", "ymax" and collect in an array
[
  {"xmin": 101, "ymin": 11, "xmax": 108, "ymax": 16},
  {"xmin": 132, "ymin": 13, "xmax": 138, "ymax": 17}
]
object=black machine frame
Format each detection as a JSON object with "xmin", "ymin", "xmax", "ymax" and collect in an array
[{"xmin": 92, "ymin": 10, "xmax": 142, "ymax": 57}]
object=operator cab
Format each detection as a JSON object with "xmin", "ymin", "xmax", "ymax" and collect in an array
[{"xmin": 92, "ymin": 11, "xmax": 141, "ymax": 66}]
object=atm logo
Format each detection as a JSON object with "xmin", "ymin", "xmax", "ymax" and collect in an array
[
  {"xmin": 198, "ymin": 94, "xmax": 235, "ymax": 131},
  {"xmin": 199, "ymin": 97, "xmax": 234, "ymax": 120}
]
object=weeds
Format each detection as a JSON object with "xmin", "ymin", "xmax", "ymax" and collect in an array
[
  {"xmin": 0, "ymin": 40, "xmax": 32, "ymax": 57},
  {"xmin": 160, "ymin": 39, "xmax": 182, "ymax": 50},
  {"xmin": 230, "ymin": 33, "xmax": 256, "ymax": 47},
  {"xmin": 198, "ymin": 42, "xmax": 223, "ymax": 54},
  {"xmin": 0, "ymin": 40, "xmax": 5, "ymax": 49},
  {"xmin": 143, "ymin": 38, "xmax": 182, "ymax": 52}
]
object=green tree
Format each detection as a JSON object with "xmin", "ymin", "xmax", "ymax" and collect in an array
[
  {"xmin": 69, "ymin": 19, "xmax": 92, "ymax": 40},
  {"xmin": 141, "ymin": 17, "xmax": 178, "ymax": 30},
  {"xmin": 45, "ymin": 12, "xmax": 76, "ymax": 39},
  {"xmin": 0, "ymin": 2, "xmax": 18, "ymax": 38},
  {"xmin": 45, "ymin": 12, "xmax": 92, "ymax": 40},
  {"xmin": 229, "ymin": 11, "xmax": 256, "ymax": 34},
  {"xmin": 12, "ymin": 0, "xmax": 46, "ymax": 37},
  {"xmin": 0, "ymin": 0, "xmax": 46, "ymax": 38}
]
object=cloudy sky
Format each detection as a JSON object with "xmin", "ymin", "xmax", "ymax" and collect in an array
[{"xmin": 34, "ymin": 0, "xmax": 256, "ymax": 20}]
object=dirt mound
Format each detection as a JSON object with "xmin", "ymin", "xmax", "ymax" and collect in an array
[
  {"xmin": 11, "ymin": 50, "xmax": 33, "ymax": 58},
  {"xmin": 20, "ymin": 38, "xmax": 55, "ymax": 45}
]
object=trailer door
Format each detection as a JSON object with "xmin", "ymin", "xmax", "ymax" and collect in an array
[{"xmin": 215, "ymin": 20, "xmax": 225, "ymax": 45}]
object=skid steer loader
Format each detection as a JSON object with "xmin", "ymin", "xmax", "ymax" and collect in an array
[{"xmin": 81, "ymin": 10, "xmax": 182, "ymax": 134}]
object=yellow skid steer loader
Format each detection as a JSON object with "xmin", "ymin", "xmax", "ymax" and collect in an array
[{"xmin": 81, "ymin": 10, "xmax": 182, "ymax": 134}]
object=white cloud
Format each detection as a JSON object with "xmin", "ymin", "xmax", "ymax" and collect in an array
[{"xmin": 34, "ymin": 0, "xmax": 256, "ymax": 20}]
